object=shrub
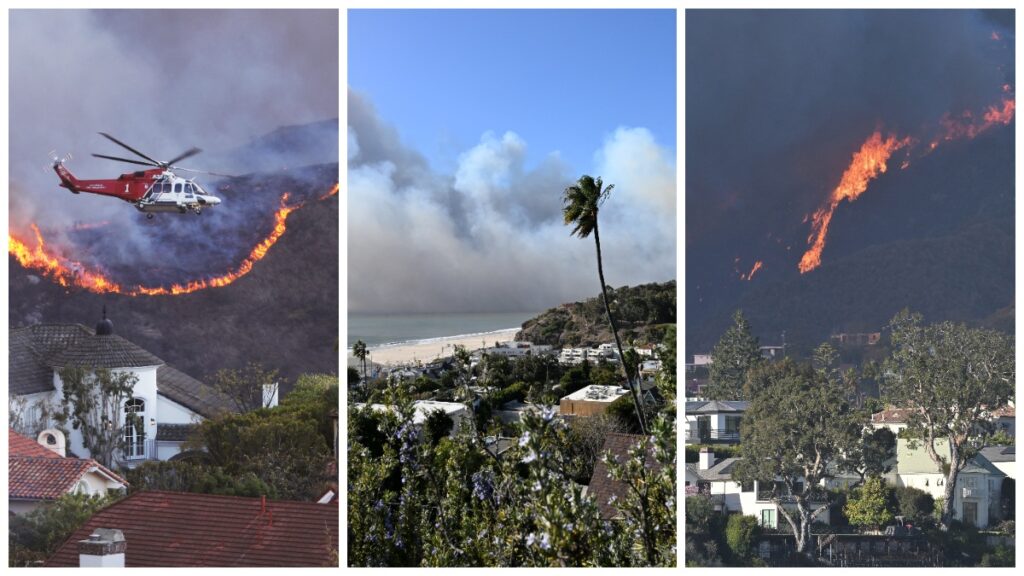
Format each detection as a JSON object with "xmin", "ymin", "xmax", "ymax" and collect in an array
[{"xmin": 725, "ymin": 514, "xmax": 760, "ymax": 562}]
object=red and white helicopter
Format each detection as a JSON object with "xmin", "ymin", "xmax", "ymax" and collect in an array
[{"xmin": 53, "ymin": 133, "xmax": 227, "ymax": 219}]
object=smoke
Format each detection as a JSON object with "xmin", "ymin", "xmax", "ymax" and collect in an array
[
  {"xmin": 9, "ymin": 10, "xmax": 338, "ymax": 283},
  {"xmin": 348, "ymin": 90, "xmax": 676, "ymax": 314}
]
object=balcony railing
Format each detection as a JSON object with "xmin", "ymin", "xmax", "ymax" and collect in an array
[
  {"xmin": 685, "ymin": 429, "xmax": 741, "ymax": 443},
  {"xmin": 962, "ymin": 487, "xmax": 975, "ymax": 498}
]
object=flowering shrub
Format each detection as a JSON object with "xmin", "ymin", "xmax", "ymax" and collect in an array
[{"xmin": 347, "ymin": 383, "xmax": 676, "ymax": 566}]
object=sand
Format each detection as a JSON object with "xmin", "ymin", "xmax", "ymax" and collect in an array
[{"xmin": 348, "ymin": 328, "xmax": 521, "ymax": 368}]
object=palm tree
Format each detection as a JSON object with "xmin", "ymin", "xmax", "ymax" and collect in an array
[
  {"xmin": 353, "ymin": 340, "xmax": 368, "ymax": 381},
  {"xmin": 562, "ymin": 175, "xmax": 647, "ymax": 434}
]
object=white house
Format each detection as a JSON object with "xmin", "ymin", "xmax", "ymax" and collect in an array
[
  {"xmin": 979, "ymin": 446, "xmax": 1015, "ymax": 480},
  {"xmin": 9, "ymin": 316, "xmax": 235, "ymax": 468},
  {"xmin": 685, "ymin": 447, "xmax": 830, "ymax": 529},
  {"xmin": 685, "ymin": 400, "xmax": 749, "ymax": 444}
]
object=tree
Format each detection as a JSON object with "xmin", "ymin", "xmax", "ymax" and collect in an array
[
  {"xmin": 422, "ymin": 409, "xmax": 454, "ymax": 446},
  {"xmin": 732, "ymin": 359, "xmax": 864, "ymax": 556},
  {"xmin": 209, "ymin": 362, "xmax": 282, "ymax": 413},
  {"xmin": 57, "ymin": 367, "xmax": 139, "ymax": 468},
  {"xmin": 725, "ymin": 514, "xmax": 760, "ymax": 564},
  {"xmin": 562, "ymin": 174, "xmax": 646, "ymax": 434},
  {"xmin": 9, "ymin": 492, "xmax": 121, "ymax": 567},
  {"xmin": 882, "ymin": 310, "xmax": 1014, "ymax": 529},
  {"xmin": 353, "ymin": 340, "xmax": 369, "ymax": 381},
  {"xmin": 706, "ymin": 310, "xmax": 762, "ymax": 400},
  {"xmin": 125, "ymin": 460, "xmax": 274, "ymax": 498},
  {"xmin": 893, "ymin": 485, "xmax": 934, "ymax": 524},
  {"xmin": 844, "ymin": 477, "xmax": 894, "ymax": 531}
]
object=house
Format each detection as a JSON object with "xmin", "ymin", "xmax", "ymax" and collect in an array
[
  {"xmin": 760, "ymin": 345, "xmax": 785, "ymax": 360},
  {"xmin": 482, "ymin": 341, "xmax": 554, "ymax": 358},
  {"xmin": 588, "ymin": 433, "xmax": 664, "ymax": 520},
  {"xmin": 979, "ymin": 446, "xmax": 1015, "ymax": 480},
  {"xmin": 830, "ymin": 332, "xmax": 881, "ymax": 346},
  {"xmin": 684, "ymin": 400, "xmax": 749, "ymax": 444},
  {"xmin": 356, "ymin": 400, "xmax": 469, "ymax": 437},
  {"xmin": 8, "ymin": 428, "xmax": 128, "ymax": 515},
  {"xmin": 684, "ymin": 447, "xmax": 829, "ymax": 529},
  {"xmin": 9, "ymin": 315, "xmax": 235, "ymax": 466},
  {"xmin": 45, "ymin": 491, "xmax": 338, "ymax": 567},
  {"xmin": 990, "ymin": 405, "xmax": 1015, "ymax": 437},
  {"xmin": 870, "ymin": 408, "xmax": 914, "ymax": 435},
  {"xmin": 559, "ymin": 385, "xmax": 628, "ymax": 417},
  {"xmin": 893, "ymin": 438, "xmax": 1006, "ymax": 528}
]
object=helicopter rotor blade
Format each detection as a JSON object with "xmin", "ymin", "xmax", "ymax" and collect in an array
[
  {"xmin": 92, "ymin": 153, "xmax": 159, "ymax": 167},
  {"xmin": 165, "ymin": 147, "xmax": 202, "ymax": 167},
  {"xmin": 98, "ymin": 132, "xmax": 162, "ymax": 166},
  {"xmin": 173, "ymin": 166, "xmax": 238, "ymax": 179}
]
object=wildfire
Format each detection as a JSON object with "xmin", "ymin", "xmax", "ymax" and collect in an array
[
  {"xmin": 798, "ymin": 132, "xmax": 910, "ymax": 274},
  {"xmin": 9, "ymin": 185, "xmax": 335, "ymax": 296},
  {"xmin": 740, "ymin": 260, "xmax": 764, "ymax": 281},
  {"xmin": 319, "ymin": 183, "xmax": 340, "ymax": 200}
]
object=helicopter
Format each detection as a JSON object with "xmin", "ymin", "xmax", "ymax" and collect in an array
[{"xmin": 52, "ymin": 132, "xmax": 227, "ymax": 219}]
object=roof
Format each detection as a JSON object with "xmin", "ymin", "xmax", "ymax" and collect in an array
[
  {"xmin": 588, "ymin": 433, "xmax": 665, "ymax": 520},
  {"xmin": 9, "ymin": 429, "xmax": 127, "ymax": 501},
  {"xmin": 157, "ymin": 365, "xmax": 234, "ymax": 419},
  {"xmin": 991, "ymin": 405, "xmax": 1015, "ymax": 418},
  {"xmin": 562, "ymin": 385, "xmax": 628, "ymax": 403},
  {"xmin": 684, "ymin": 400, "xmax": 749, "ymax": 414},
  {"xmin": 897, "ymin": 438, "xmax": 1003, "ymax": 476},
  {"xmin": 871, "ymin": 408, "xmax": 914, "ymax": 424},
  {"xmin": 46, "ymin": 491, "xmax": 339, "ymax": 567},
  {"xmin": 979, "ymin": 445, "xmax": 1015, "ymax": 463},
  {"xmin": 155, "ymin": 423, "xmax": 200, "ymax": 442},
  {"xmin": 9, "ymin": 323, "xmax": 231, "ymax": 419}
]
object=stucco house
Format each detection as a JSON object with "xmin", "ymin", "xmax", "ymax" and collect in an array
[
  {"xmin": 684, "ymin": 400, "xmax": 749, "ymax": 444},
  {"xmin": 8, "ymin": 428, "xmax": 127, "ymax": 514},
  {"xmin": 9, "ymin": 315, "xmax": 234, "ymax": 467}
]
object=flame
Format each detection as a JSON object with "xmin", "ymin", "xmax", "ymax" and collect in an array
[
  {"xmin": 930, "ymin": 97, "xmax": 1015, "ymax": 148},
  {"xmin": 9, "ymin": 186, "xmax": 335, "ymax": 296},
  {"xmin": 319, "ymin": 183, "xmax": 340, "ymax": 200},
  {"xmin": 798, "ymin": 132, "xmax": 911, "ymax": 274},
  {"xmin": 744, "ymin": 260, "xmax": 763, "ymax": 281},
  {"xmin": 991, "ymin": 31, "xmax": 1001, "ymax": 41}
]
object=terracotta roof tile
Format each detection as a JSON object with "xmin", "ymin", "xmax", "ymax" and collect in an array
[
  {"xmin": 46, "ymin": 491, "xmax": 338, "ymax": 567},
  {"xmin": 9, "ymin": 428, "xmax": 61, "ymax": 459},
  {"xmin": 9, "ymin": 429, "xmax": 127, "ymax": 501}
]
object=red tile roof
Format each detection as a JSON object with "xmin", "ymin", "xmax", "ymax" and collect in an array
[
  {"xmin": 46, "ymin": 491, "xmax": 339, "ymax": 567},
  {"xmin": 871, "ymin": 408, "xmax": 914, "ymax": 424},
  {"xmin": 992, "ymin": 405, "xmax": 1015, "ymax": 418},
  {"xmin": 588, "ymin": 433, "xmax": 665, "ymax": 520},
  {"xmin": 9, "ymin": 429, "xmax": 127, "ymax": 501}
]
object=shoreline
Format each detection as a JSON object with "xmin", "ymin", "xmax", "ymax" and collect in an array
[{"xmin": 348, "ymin": 327, "xmax": 521, "ymax": 367}]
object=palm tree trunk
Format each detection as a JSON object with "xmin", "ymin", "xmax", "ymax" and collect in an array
[{"xmin": 593, "ymin": 220, "xmax": 647, "ymax": 435}]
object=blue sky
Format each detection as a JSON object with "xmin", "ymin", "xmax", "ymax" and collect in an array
[{"xmin": 349, "ymin": 9, "xmax": 676, "ymax": 174}]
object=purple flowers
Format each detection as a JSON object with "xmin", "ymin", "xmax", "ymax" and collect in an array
[{"xmin": 471, "ymin": 470, "xmax": 495, "ymax": 502}]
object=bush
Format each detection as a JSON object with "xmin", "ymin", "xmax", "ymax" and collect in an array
[
  {"xmin": 844, "ymin": 477, "xmax": 894, "ymax": 530},
  {"xmin": 8, "ymin": 492, "xmax": 121, "ymax": 567},
  {"xmin": 893, "ymin": 485, "xmax": 934, "ymax": 523},
  {"xmin": 725, "ymin": 514, "xmax": 760, "ymax": 563}
]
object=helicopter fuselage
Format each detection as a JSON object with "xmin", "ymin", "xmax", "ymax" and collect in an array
[{"xmin": 53, "ymin": 162, "xmax": 221, "ymax": 215}]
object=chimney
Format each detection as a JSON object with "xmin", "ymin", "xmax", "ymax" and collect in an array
[
  {"xmin": 699, "ymin": 447, "xmax": 715, "ymax": 471},
  {"xmin": 37, "ymin": 429, "xmax": 66, "ymax": 458},
  {"xmin": 78, "ymin": 528, "xmax": 126, "ymax": 567}
]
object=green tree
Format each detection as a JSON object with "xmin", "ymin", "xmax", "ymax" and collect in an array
[
  {"xmin": 725, "ymin": 514, "xmax": 760, "ymax": 564},
  {"xmin": 706, "ymin": 310, "xmax": 762, "ymax": 400},
  {"xmin": 125, "ymin": 460, "xmax": 274, "ymax": 497},
  {"xmin": 422, "ymin": 409, "xmax": 454, "ymax": 446},
  {"xmin": 881, "ymin": 310, "xmax": 1014, "ymax": 529},
  {"xmin": 209, "ymin": 361, "xmax": 281, "ymax": 413},
  {"xmin": 353, "ymin": 340, "xmax": 369, "ymax": 380},
  {"xmin": 57, "ymin": 367, "xmax": 139, "ymax": 468},
  {"xmin": 844, "ymin": 477, "xmax": 894, "ymax": 531},
  {"xmin": 8, "ymin": 492, "xmax": 121, "ymax": 567},
  {"xmin": 732, "ymin": 359, "xmax": 864, "ymax": 556},
  {"xmin": 562, "ymin": 174, "xmax": 646, "ymax": 434},
  {"xmin": 893, "ymin": 485, "xmax": 934, "ymax": 524}
]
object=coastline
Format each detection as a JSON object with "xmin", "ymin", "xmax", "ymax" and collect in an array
[{"xmin": 348, "ymin": 327, "xmax": 521, "ymax": 367}]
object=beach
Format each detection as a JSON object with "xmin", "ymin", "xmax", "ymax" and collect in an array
[{"xmin": 348, "ymin": 328, "xmax": 521, "ymax": 367}]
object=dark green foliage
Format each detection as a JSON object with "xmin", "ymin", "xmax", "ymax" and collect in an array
[
  {"xmin": 125, "ymin": 460, "xmax": 274, "ymax": 498},
  {"xmin": 893, "ymin": 486, "xmax": 935, "ymax": 524},
  {"xmin": 559, "ymin": 362, "xmax": 591, "ymax": 397},
  {"xmin": 209, "ymin": 361, "xmax": 282, "ymax": 413},
  {"xmin": 421, "ymin": 409, "xmax": 454, "ymax": 446},
  {"xmin": 8, "ymin": 492, "xmax": 121, "ymax": 567},
  {"xmin": 724, "ymin": 514, "xmax": 760, "ymax": 564},
  {"xmin": 489, "ymin": 381, "xmax": 528, "ymax": 409},
  {"xmin": 349, "ymin": 405, "xmax": 388, "ymax": 457},
  {"xmin": 706, "ymin": 310, "xmax": 762, "ymax": 400},
  {"xmin": 348, "ymin": 367, "xmax": 362, "ymax": 386},
  {"xmin": 607, "ymin": 394, "xmax": 643, "ymax": 433},
  {"xmin": 684, "ymin": 443, "xmax": 742, "ymax": 463}
]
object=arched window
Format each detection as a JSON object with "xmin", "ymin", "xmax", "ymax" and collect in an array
[{"xmin": 124, "ymin": 398, "xmax": 146, "ymax": 459}]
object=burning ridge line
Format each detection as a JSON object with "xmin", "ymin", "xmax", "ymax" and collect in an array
[{"xmin": 8, "ymin": 184, "xmax": 339, "ymax": 296}]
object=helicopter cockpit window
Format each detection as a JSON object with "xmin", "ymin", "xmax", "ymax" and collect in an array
[
  {"xmin": 184, "ymin": 183, "xmax": 195, "ymax": 197},
  {"xmin": 174, "ymin": 182, "xmax": 183, "ymax": 194}
]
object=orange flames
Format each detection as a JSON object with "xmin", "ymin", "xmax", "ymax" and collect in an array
[
  {"xmin": 930, "ymin": 97, "xmax": 1015, "ymax": 148},
  {"xmin": 798, "ymin": 132, "xmax": 911, "ymax": 273},
  {"xmin": 9, "ymin": 184, "xmax": 337, "ymax": 296},
  {"xmin": 319, "ymin": 183, "xmax": 340, "ymax": 200},
  {"xmin": 740, "ymin": 260, "xmax": 763, "ymax": 281}
]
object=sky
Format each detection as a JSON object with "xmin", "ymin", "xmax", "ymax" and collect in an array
[
  {"xmin": 9, "ymin": 10, "xmax": 338, "ymax": 258},
  {"xmin": 348, "ymin": 9, "xmax": 677, "ymax": 315}
]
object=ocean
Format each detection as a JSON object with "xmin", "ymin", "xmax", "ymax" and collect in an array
[{"xmin": 348, "ymin": 311, "xmax": 540, "ymax": 349}]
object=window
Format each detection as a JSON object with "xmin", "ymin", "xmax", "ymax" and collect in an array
[
  {"xmin": 173, "ymin": 182, "xmax": 182, "ymax": 193},
  {"xmin": 741, "ymin": 481, "xmax": 755, "ymax": 493},
  {"xmin": 965, "ymin": 477, "xmax": 976, "ymax": 488},
  {"xmin": 761, "ymin": 508, "xmax": 775, "ymax": 528},
  {"xmin": 124, "ymin": 398, "xmax": 145, "ymax": 459}
]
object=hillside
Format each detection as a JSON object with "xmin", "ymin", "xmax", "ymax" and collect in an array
[
  {"xmin": 9, "ymin": 157, "xmax": 337, "ymax": 389},
  {"xmin": 515, "ymin": 281, "xmax": 676, "ymax": 347}
]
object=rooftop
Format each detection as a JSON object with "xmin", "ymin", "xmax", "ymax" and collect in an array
[
  {"xmin": 9, "ymin": 428, "xmax": 127, "ymax": 501},
  {"xmin": 46, "ymin": 491, "xmax": 338, "ymax": 567},
  {"xmin": 684, "ymin": 400, "xmax": 749, "ymax": 414},
  {"xmin": 589, "ymin": 433, "xmax": 665, "ymax": 520},
  {"xmin": 562, "ymin": 385, "xmax": 628, "ymax": 403}
]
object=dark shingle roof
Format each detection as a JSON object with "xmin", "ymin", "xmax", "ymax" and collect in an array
[
  {"xmin": 46, "ymin": 491, "xmax": 339, "ymax": 567},
  {"xmin": 155, "ymin": 423, "xmax": 200, "ymax": 442},
  {"xmin": 980, "ymin": 445, "xmax": 1015, "ymax": 463},
  {"xmin": 9, "ymin": 325, "xmax": 92, "ymax": 395},
  {"xmin": 157, "ymin": 365, "xmax": 235, "ymax": 419},
  {"xmin": 9, "ymin": 429, "xmax": 127, "ymax": 500},
  {"xmin": 48, "ymin": 332, "xmax": 162, "ymax": 369},
  {"xmin": 588, "ymin": 433, "xmax": 666, "ymax": 520},
  {"xmin": 686, "ymin": 457, "xmax": 741, "ymax": 481}
]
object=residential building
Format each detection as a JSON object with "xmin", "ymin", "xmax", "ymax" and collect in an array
[
  {"xmin": 9, "ymin": 315, "xmax": 235, "ymax": 466},
  {"xmin": 559, "ymin": 385, "xmax": 628, "ymax": 417},
  {"xmin": 357, "ymin": 400, "xmax": 469, "ymax": 437},
  {"xmin": 684, "ymin": 400, "xmax": 749, "ymax": 444},
  {"xmin": 8, "ymin": 428, "xmax": 127, "ymax": 514},
  {"xmin": 979, "ymin": 446, "xmax": 1015, "ymax": 479},
  {"xmin": 870, "ymin": 408, "xmax": 914, "ymax": 435},
  {"xmin": 588, "ymin": 433, "xmax": 664, "ymax": 520},
  {"xmin": 45, "ymin": 491, "xmax": 338, "ymax": 567}
]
